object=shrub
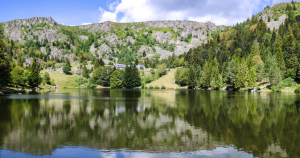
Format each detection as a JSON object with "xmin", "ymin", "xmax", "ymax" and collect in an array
[
  {"xmin": 63, "ymin": 66, "xmax": 71, "ymax": 74},
  {"xmin": 295, "ymin": 87, "xmax": 300, "ymax": 93},
  {"xmin": 161, "ymin": 85, "xmax": 166, "ymax": 89},
  {"xmin": 281, "ymin": 77, "xmax": 296, "ymax": 87},
  {"xmin": 149, "ymin": 85, "xmax": 153, "ymax": 89},
  {"xmin": 155, "ymin": 86, "xmax": 160, "ymax": 89}
]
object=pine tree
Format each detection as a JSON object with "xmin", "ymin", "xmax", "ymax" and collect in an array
[
  {"xmin": 274, "ymin": 45, "xmax": 286, "ymax": 74},
  {"xmin": 94, "ymin": 59, "xmax": 100, "ymax": 69},
  {"xmin": 17, "ymin": 57, "xmax": 23, "ymax": 67},
  {"xmin": 250, "ymin": 41, "xmax": 260, "ymax": 56},
  {"xmin": 65, "ymin": 58, "xmax": 71, "ymax": 67},
  {"xmin": 123, "ymin": 65, "xmax": 132, "ymax": 88},
  {"xmin": 82, "ymin": 65, "xmax": 89, "ymax": 78},
  {"xmin": 0, "ymin": 30, "xmax": 11, "ymax": 86},
  {"xmin": 135, "ymin": 58, "xmax": 139, "ymax": 65},
  {"xmin": 188, "ymin": 67, "xmax": 197, "ymax": 89},
  {"xmin": 29, "ymin": 59, "xmax": 40, "ymax": 88},
  {"xmin": 99, "ymin": 58, "xmax": 105, "ymax": 66},
  {"xmin": 248, "ymin": 66, "xmax": 257, "ymax": 88},
  {"xmin": 233, "ymin": 58, "xmax": 248, "ymax": 89},
  {"xmin": 131, "ymin": 66, "xmax": 141, "ymax": 87}
]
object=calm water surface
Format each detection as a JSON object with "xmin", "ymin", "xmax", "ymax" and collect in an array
[{"xmin": 0, "ymin": 89, "xmax": 299, "ymax": 158}]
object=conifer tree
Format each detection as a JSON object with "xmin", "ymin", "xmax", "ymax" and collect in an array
[
  {"xmin": 0, "ymin": 30, "xmax": 11, "ymax": 86},
  {"xmin": 248, "ymin": 66, "xmax": 257, "ymax": 88},
  {"xmin": 29, "ymin": 59, "xmax": 40, "ymax": 88},
  {"xmin": 65, "ymin": 58, "xmax": 71, "ymax": 67},
  {"xmin": 131, "ymin": 66, "xmax": 141, "ymax": 87},
  {"xmin": 99, "ymin": 58, "xmax": 105, "ymax": 66},
  {"xmin": 82, "ymin": 65, "xmax": 89, "ymax": 78},
  {"xmin": 135, "ymin": 58, "xmax": 139, "ymax": 65},
  {"xmin": 274, "ymin": 45, "xmax": 286, "ymax": 73},
  {"xmin": 188, "ymin": 67, "xmax": 197, "ymax": 89},
  {"xmin": 94, "ymin": 59, "xmax": 100, "ymax": 69},
  {"xmin": 233, "ymin": 58, "xmax": 248, "ymax": 89},
  {"xmin": 17, "ymin": 57, "xmax": 23, "ymax": 67},
  {"xmin": 123, "ymin": 65, "xmax": 132, "ymax": 88}
]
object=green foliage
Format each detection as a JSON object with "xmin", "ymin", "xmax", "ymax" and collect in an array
[
  {"xmin": 281, "ymin": 77, "xmax": 296, "ymax": 87},
  {"xmin": 248, "ymin": 66, "xmax": 257, "ymax": 88},
  {"xmin": 0, "ymin": 30, "xmax": 11, "ymax": 86},
  {"xmin": 29, "ymin": 59, "xmax": 41, "ymax": 87},
  {"xmin": 123, "ymin": 65, "xmax": 141, "ymax": 88},
  {"xmin": 65, "ymin": 58, "xmax": 71, "ymax": 67},
  {"xmin": 43, "ymin": 72, "xmax": 51, "ymax": 85},
  {"xmin": 175, "ymin": 68, "xmax": 190, "ymax": 86},
  {"xmin": 82, "ymin": 65, "xmax": 89, "ymax": 78},
  {"xmin": 294, "ymin": 87, "xmax": 300, "ymax": 93},
  {"xmin": 233, "ymin": 58, "xmax": 248, "ymax": 89},
  {"xmin": 161, "ymin": 85, "xmax": 166, "ymax": 89},
  {"xmin": 63, "ymin": 66, "xmax": 71, "ymax": 74},
  {"xmin": 110, "ymin": 69, "xmax": 123, "ymax": 88},
  {"xmin": 154, "ymin": 86, "xmax": 160, "ymax": 89},
  {"xmin": 10, "ymin": 66, "xmax": 25, "ymax": 87},
  {"xmin": 157, "ymin": 64, "xmax": 167, "ymax": 76}
]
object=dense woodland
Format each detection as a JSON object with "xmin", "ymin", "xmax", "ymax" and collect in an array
[{"xmin": 1, "ymin": 2, "xmax": 300, "ymax": 91}]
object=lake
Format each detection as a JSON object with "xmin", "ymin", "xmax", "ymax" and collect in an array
[{"xmin": 0, "ymin": 89, "xmax": 299, "ymax": 158}]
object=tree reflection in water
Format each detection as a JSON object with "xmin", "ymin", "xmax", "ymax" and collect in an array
[{"xmin": 0, "ymin": 89, "xmax": 299, "ymax": 157}]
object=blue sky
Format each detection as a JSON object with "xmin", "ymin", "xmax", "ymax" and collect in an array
[{"xmin": 0, "ymin": 0, "xmax": 297, "ymax": 26}]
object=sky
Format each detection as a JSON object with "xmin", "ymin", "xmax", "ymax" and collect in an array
[{"xmin": 0, "ymin": 0, "xmax": 298, "ymax": 26}]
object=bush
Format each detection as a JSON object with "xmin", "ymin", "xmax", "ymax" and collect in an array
[
  {"xmin": 295, "ymin": 87, "xmax": 300, "ymax": 93},
  {"xmin": 281, "ymin": 77, "xmax": 296, "ymax": 87},
  {"xmin": 155, "ymin": 86, "xmax": 160, "ymax": 89},
  {"xmin": 149, "ymin": 85, "xmax": 153, "ymax": 89},
  {"xmin": 161, "ymin": 85, "xmax": 166, "ymax": 89},
  {"xmin": 63, "ymin": 66, "xmax": 71, "ymax": 74}
]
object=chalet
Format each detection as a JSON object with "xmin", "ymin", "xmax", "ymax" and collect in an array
[{"xmin": 115, "ymin": 64, "xmax": 145, "ymax": 70}]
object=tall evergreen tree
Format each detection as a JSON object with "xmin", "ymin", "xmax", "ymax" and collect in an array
[
  {"xmin": 99, "ymin": 58, "xmax": 105, "ymax": 66},
  {"xmin": 274, "ymin": 45, "xmax": 286, "ymax": 74},
  {"xmin": 131, "ymin": 66, "xmax": 141, "ymax": 87},
  {"xmin": 188, "ymin": 67, "xmax": 197, "ymax": 89},
  {"xmin": 17, "ymin": 57, "xmax": 23, "ymax": 67},
  {"xmin": 0, "ymin": 30, "xmax": 11, "ymax": 86},
  {"xmin": 82, "ymin": 65, "xmax": 89, "ymax": 78},
  {"xmin": 233, "ymin": 58, "xmax": 248, "ymax": 89},
  {"xmin": 94, "ymin": 59, "xmax": 100, "ymax": 69},
  {"xmin": 65, "ymin": 58, "xmax": 71, "ymax": 67},
  {"xmin": 29, "ymin": 59, "xmax": 40, "ymax": 88},
  {"xmin": 248, "ymin": 66, "xmax": 257, "ymax": 88},
  {"xmin": 123, "ymin": 65, "xmax": 133, "ymax": 88}
]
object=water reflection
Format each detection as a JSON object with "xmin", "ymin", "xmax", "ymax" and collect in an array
[{"xmin": 0, "ymin": 89, "xmax": 299, "ymax": 157}]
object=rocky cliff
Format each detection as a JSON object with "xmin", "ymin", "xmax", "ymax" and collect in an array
[{"xmin": 2, "ymin": 17, "xmax": 227, "ymax": 62}]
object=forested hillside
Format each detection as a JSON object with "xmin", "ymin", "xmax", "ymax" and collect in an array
[{"xmin": 175, "ymin": 1, "xmax": 300, "ymax": 91}]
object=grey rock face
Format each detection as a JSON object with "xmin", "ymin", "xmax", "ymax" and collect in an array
[
  {"xmin": 152, "ymin": 32, "xmax": 173, "ymax": 43},
  {"xmin": 267, "ymin": 14, "xmax": 287, "ymax": 30},
  {"xmin": 138, "ymin": 45, "xmax": 153, "ymax": 55},
  {"xmin": 155, "ymin": 46, "xmax": 173, "ymax": 60},
  {"xmin": 3, "ymin": 17, "xmax": 67, "ymax": 43}
]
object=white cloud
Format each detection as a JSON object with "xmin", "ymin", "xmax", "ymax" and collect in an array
[
  {"xmin": 81, "ymin": 23, "xmax": 92, "ymax": 25},
  {"xmin": 99, "ymin": 0, "xmax": 292, "ymax": 25},
  {"xmin": 99, "ymin": 7, "xmax": 117, "ymax": 22}
]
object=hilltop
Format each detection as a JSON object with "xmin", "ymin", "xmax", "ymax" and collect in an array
[{"xmin": 2, "ymin": 17, "xmax": 226, "ymax": 64}]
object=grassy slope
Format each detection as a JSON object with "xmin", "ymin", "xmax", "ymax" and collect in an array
[
  {"xmin": 40, "ymin": 63, "xmax": 81, "ymax": 88},
  {"xmin": 146, "ymin": 69, "xmax": 179, "ymax": 89}
]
